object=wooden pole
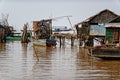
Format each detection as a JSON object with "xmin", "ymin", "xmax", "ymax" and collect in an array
[
  {"xmin": 67, "ymin": 17, "xmax": 76, "ymax": 34},
  {"xmin": 119, "ymin": 31, "xmax": 120, "ymax": 44},
  {"xmin": 59, "ymin": 36, "xmax": 62, "ymax": 48},
  {"xmin": 79, "ymin": 38, "xmax": 82, "ymax": 47},
  {"xmin": 62, "ymin": 36, "xmax": 65, "ymax": 46},
  {"xmin": 71, "ymin": 36, "xmax": 75, "ymax": 47}
]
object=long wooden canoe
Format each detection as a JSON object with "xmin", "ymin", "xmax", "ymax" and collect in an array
[{"xmin": 87, "ymin": 47, "xmax": 120, "ymax": 59}]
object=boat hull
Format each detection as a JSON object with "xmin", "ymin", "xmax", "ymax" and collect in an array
[
  {"xmin": 89, "ymin": 47, "xmax": 120, "ymax": 59},
  {"xmin": 46, "ymin": 39, "xmax": 57, "ymax": 47}
]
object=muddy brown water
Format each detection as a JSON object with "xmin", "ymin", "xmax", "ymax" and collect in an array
[{"xmin": 0, "ymin": 41, "xmax": 120, "ymax": 80}]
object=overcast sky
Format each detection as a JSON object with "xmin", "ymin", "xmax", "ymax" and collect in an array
[{"xmin": 0, "ymin": 0, "xmax": 120, "ymax": 32}]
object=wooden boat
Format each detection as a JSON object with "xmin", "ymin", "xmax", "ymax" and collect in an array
[
  {"xmin": 46, "ymin": 39, "xmax": 57, "ymax": 47},
  {"xmin": 33, "ymin": 39, "xmax": 46, "ymax": 47},
  {"xmin": 32, "ymin": 39, "xmax": 57, "ymax": 47},
  {"xmin": 87, "ymin": 47, "xmax": 120, "ymax": 59},
  {"xmin": 6, "ymin": 36, "xmax": 21, "ymax": 41}
]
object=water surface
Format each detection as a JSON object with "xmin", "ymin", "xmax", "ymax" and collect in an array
[{"xmin": 0, "ymin": 41, "xmax": 120, "ymax": 80}]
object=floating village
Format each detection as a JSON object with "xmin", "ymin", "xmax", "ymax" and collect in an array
[
  {"xmin": 0, "ymin": 9, "xmax": 120, "ymax": 80},
  {"xmin": 1, "ymin": 9, "xmax": 120, "ymax": 59}
]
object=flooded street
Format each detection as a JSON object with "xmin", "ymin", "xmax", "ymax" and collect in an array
[{"xmin": 0, "ymin": 41, "xmax": 120, "ymax": 80}]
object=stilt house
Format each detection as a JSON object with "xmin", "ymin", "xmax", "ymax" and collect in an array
[{"xmin": 75, "ymin": 9, "xmax": 119, "ymax": 46}]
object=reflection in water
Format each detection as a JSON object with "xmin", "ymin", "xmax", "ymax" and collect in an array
[
  {"xmin": 0, "ymin": 43, "xmax": 6, "ymax": 51},
  {"xmin": 0, "ymin": 41, "xmax": 120, "ymax": 80}
]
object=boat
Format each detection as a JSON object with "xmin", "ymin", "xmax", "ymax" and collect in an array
[
  {"xmin": 46, "ymin": 39, "xmax": 57, "ymax": 47},
  {"xmin": 87, "ymin": 46, "xmax": 120, "ymax": 59},
  {"xmin": 84, "ymin": 37, "xmax": 120, "ymax": 59},
  {"xmin": 6, "ymin": 36, "xmax": 21, "ymax": 41},
  {"xmin": 32, "ymin": 39, "xmax": 46, "ymax": 47},
  {"xmin": 32, "ymin": 39, "xmax": 57, "ymax": 47}
]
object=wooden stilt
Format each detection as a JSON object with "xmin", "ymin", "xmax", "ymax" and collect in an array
[
  {"xmin": 62, "ymin": 36, "xmax": 65, "ymax": 46},
  {"xmin": 59, "ymin": 36, "xmax": 62, "ymax": 48},
  {"xmin": 71, "ymin": 36, "xmax": 75, "ymax": 47}
]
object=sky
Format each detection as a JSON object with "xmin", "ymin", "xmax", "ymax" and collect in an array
[{"xmin": 0, "ymin": 0, "xmax": 120, "ymax": 32}]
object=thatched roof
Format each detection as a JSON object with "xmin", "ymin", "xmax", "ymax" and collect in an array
[{"xmin": 75, "ymin": 9, "xmax": 119, "ymax": 26}]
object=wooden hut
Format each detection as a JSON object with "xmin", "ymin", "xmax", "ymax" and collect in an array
[
  {"xmin": 33, "ymin": 19, "xmax": 52, "ymax": 39},
  {"xmin": 90, "ymin": 18, "xmax": 120, "ymax": 59},
  {"xmin": 0, "ymin": 25, "xmax": 5, "ymax": 43},
  {"xmin": 75, "ymin": 9, "xmax": 119, "ymax": 46}
]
